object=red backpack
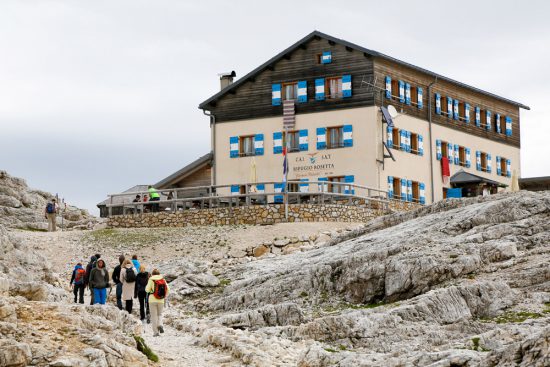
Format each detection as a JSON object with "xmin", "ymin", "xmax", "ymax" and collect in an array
[
  {"xmin": 153, "ymin": 279, "xmax": 167, "ymax": 299},
  {"xmin": 74, "ymin": 268, "xmax": 86, "ymax": 285}
]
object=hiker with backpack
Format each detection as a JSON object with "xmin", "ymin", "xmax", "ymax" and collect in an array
[
  {"xmin": 131, "ymin": 255, "xmax": 141, "ymax": 272},
  {"xmin": 112, "ymin": 254, "xmax": 125, "ymax": 310},
  {"xmin": 85, "ymin": 254, "xmax": 101, "ymax": 305},
  {"xmin": 145, "ymin": 268, "xmax": 169, "ymax": 337},
  {"xmin": 88, "ymin": 259, "xmax": 110, "ymax": 305},
  {"xmin": 134, "ymin": 265, "xmax": 151, "ymax": 325},
  {"xmin": 69, "ymin": 262, "xmax": 86, "ymax": 304},
  {"xmin": 120, "ymin": 259, "xmax": 137, "ymax": 314},
  {"xmin": 44, "ymin": 198, "xmax": 58, "ymax": 232}
]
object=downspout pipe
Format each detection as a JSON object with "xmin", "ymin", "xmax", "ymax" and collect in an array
[
  {"xmin": 427, "ymin": 77, "xmax": 438, "ymax": 203},
  {"xmin": 202, "ymin": 109, "xmax": 216, "ymax": 186}
]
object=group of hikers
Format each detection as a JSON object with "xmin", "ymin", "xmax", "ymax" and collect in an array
[{"xmin": 70, "ymin": 253, "xmax": 169, "ymax": 337}]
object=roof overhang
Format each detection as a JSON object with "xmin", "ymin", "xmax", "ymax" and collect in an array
[
  {"xmin": 450, "ymin": 170, "xmax": 507, "ymax": 187},
  {"xmin": 154, "ymin": 152, "xmax": 212, "ymax": 188}
]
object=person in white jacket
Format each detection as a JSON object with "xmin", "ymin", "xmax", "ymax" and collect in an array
[{"xmin": 120, "ymin": 259, "xmax": 136, "ymax": 313}]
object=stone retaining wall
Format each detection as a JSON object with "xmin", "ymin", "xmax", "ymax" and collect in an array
[{"xmin": 108, "ymin": 201, "xmax": 420, "ymax": 228}]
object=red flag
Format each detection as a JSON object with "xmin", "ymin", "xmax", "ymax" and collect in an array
[{"xmin": 441, "ymin": 157, "xmax": 450, "ymax": 185}]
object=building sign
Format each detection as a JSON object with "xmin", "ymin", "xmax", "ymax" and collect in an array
[{"xmin": 292, "ymin": 152, "xmax": 335, "ymax": 178}]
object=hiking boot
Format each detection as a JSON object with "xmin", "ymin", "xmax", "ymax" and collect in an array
[{"xmin": 158, "ymin": 325, "xmax": 164, "ymax": 334}]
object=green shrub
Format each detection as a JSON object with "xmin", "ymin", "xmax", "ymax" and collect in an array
[{"xmin": 133, "ymin": 335, "xmax": 159, "ymax": 362}]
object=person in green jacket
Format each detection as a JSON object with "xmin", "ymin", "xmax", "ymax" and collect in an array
[
  {"xmin": 145, "ymin": 269, "xmax": 169, "ymax": 336},
  {"xmin": 89, "ymin": 259, "xmax": 110, "ymax": 305},
  {"xmin": 148, "ymin": 185, "xmax": 160, "ymax": 212}
]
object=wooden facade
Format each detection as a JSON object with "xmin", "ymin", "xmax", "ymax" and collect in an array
[
  {"xmin": 200, "ymin": 31, "xmax": 527, "ymax": 150},
  {"xmin": 203, "ymin": 37, "xmax": 375, "ymax": 122},
  {"xmin": 373, "ymin": 58, "xmax": 521, "ymax": 148}
]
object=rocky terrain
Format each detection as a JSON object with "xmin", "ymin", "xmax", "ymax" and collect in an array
[
  {"xmin": 1, "ymin": 180, "xmax": 549, "ymax": 366},
  {"xmin": 0, "ymin": 171, "xmax": 101, "ymax": 230}
]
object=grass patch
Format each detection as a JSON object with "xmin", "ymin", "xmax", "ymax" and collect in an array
[
  {"xmin": 324, "ymin": 348, "xmax": 338, "ymax": 353},
  {"xmin": 543, "ymin": 302, "xmax": 550, "ymax": 314},
  {"xmin": 449, "ymin": 254, "xmax": 459, "ymax": 259},
  {"xmin": 219, "ymin": 278, "xmax": 231, "ymax": 287},
  {"xmin": 84, "ymin": 228, "xmax": 163, "ymax": 247},
  {"xmin": 133, "ymin": 335, "xmax": 159, "ymax": 362},
  {"xmin": 18, "ymin": 227, "xmax": 47, "ymax": 232},
  {"xmin": 482, "ymin": 311, "xmax": 544, "ymax": 324},
  {"xmin": 299, "ymin": 291, "xmax": 308, "ymax": 298}
]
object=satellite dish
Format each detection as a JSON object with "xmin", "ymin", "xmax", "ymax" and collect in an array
[{"xmin": 387, "ymin": 105, "xmax": 399, "ymax": 118}]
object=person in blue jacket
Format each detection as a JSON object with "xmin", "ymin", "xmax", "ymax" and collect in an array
[
  {"xmin": 131, "ymin": 255, "xmax": 141, "ymax": 271},
  {"xmin": 70, "ymin": 262, "xmax": 86, "ymax": 304}
]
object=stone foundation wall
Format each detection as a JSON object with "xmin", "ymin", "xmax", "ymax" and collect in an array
[
  {"xmin": 110, "ymin": 204, "xmax": 370, "ymax": 228},
  {"xmin": 107, "ymin": 201, "xmax": 421, "ymax": 229}
]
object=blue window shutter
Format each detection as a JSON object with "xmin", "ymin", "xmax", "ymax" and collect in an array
[
  {"xmin": 321, "ymin": 51, "xmax": 332, "ymax": 64},
  {"xmin": 506, "ymin": 159, "xmax": 511, "ymax": 177},
  {"xmin": 387, "ymin": 176, "xmax": 394, "ymax": 199},
  {"xmin": 486, "ymin": 110, "xmax": 492, "ymax": 131},
  {"xmin": 496, "ymin": 156, "xmax": 501, "ymax": 176},
  {"xmin": 465, "ymin": 148, "xmax": 471, "ymax": 168},
  {"xmin": 343, "ymin": 125, "xmax": 353, "ymax": 147},
  {"xmin": 400, "ymin": 179, "xmax": 407, "ymax": 201},
  {"xmin": 344, "ymin": 175, "xmax": 355, "ymax": 195},
  {"xmin": 398, "ymin": 81, "xmax": 405, "ymax": 103},
  {"xmin": 316, "ymin": 127, "xmax": 326, "ymax": 149},
  {"xmin": 418, "ymin": 135, "xmax": 424, "ymax": 156},
  {"xmin": 273, "ymin": 132, "xmax": 283, "ymax": 154},
  {"xmin": 406, "ymin": 131, "xmax": 411, "ymax": 153},
  {"xmin": 272, "ymin": 84, "xmax": 281, "ymax": 106},
  {"xmin": 435, "ymin": 93, "xmax": 441, "ymax": 115},
  {"xmin": 406, "ymin": 180, "xmax": 412, "ymax": 202},
  {"xmin": 417, "ymin": 87, "xmax": 423, "ymax": 109},
  {"xmin": 495, "ymin": 113, "xmax": 501, "ymax": 134},
  {"xmin": 454, "ymin": 144, "xmax": 459, "ymax": 165},
  {"xmin": 299, "ymin": 129, "xmax": 308, "ymax": 151},
  {"xmin": 447, "ymin": 97, "xmax": 453, "ymax": 118},
  {"xmin": 342, "ymin": 75, "xmax": 352, "ymax": 98},
  {"xmin": 230, "ymin": 185, "xmax": 240, "ymax": 195},
  {"xmin": 476, "ymin": 151, "xmax": 481, "ymax": 171},
  {"xmin": 436, "ymin": 139, "xmax": 442, "ymax": 160},
  {"xmin": 447, "ymin": 143, "xmax": 453, "ymax": 164},
  {"xmin": 405, "ymin": 83, "xmax": 411, "ymax": 105},
  {"xmin": 274, "ymin": 183, "xmax": 284, "ymax": 203},
  {"xmin": 315, "ymin": 78, "xmax": 325, "ymax": 101},
  {"xmin": 400, "ymin": 130, "xmax": 405, "ymax": 151},
  {"xmin": 487, "ymin": 154, "xmax": 492, "ymax": 173},
  {"xmin": 254, "ymin": 134, "xmax": 264, "ymax": 156},
  {"xmin": 505, "ymin": 116, "xmax": 512, "ymax": 136},
  {"xmin": 230, "ymin": 136, "xmax": 239, "ymax": 158},
  {"xmin": 453, "ymin": 99, "xmax": 459, "ymax": 120},
  {"xmin": 475, "ymin": 107, "xmax": 481, "ymax": 127},
  {"xmin": 385, "ymin": 76, "xmax": 392, "ymax": 99},
  {"xmin": 465, "ymin": 103, "xmax": 470, "ymax": 123},
  {"xmin": 387, "ymin": 126, "xmax": 393, "ymax": 147},
  {"xmin": 299, "ymin": 178, "xmax": 309, "ymax": 193},
  {"xmin": 256, "ymin": 184, "xmax": 265, "ymax": 193},
  {"xmin": 297, "ymin": 81, "xmax": 307, "ymax": 103},
  {"xmin": 419, "ymin": 183, "xmax": 426, "ymax": 204}
]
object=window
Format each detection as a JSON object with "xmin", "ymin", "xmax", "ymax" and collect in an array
[
  {"xmin": 481, "ymin": 109, "xmax": 488, "ymax": 128},
  {"xmin": 392, "ymin": 128, "xmax": 400, "ymax": 149},
  {"xmin": 239, "ymin": 136, "xmax": 255, "ymax": 156},
  {"xmin": 393, "ymin": 178, "xmax": 401, "ymax": 200},
  {"xmin": 411, "ymin": 86, "xmax": 418, "ymax": 105},
  {"xmin": 441, "ymin": 141, "xmax": 449, "ymax": 158},
  {"xmin": 326, "ymin": 77, "xmax": 342, "ymax": 99},
  {"xmin": 282, "ymin": 82, "xmax": 298, "ymax": 101},
  {"xmin": 458, "ymin": 146, "xmax": 466, "ymax": 166},
  {"xmin": 284, "ymin": 130, "xmax": 300, "ymax": 152},
  {"xmin": 480, "ymin": 152, "xmax": 488, "ymax": 172},
  {"xmin": 391, "ymin": 79, "xmax": 399, "ymax": 99},
  {"xmin": 410, "ymin": 132, "xmax": 418, "ymax": 154},
  {"xmin": 327, "ymin": 126, "xmax": 344, "ymax": 149},
  {"xmin": 287, "ymin": 183, "xmax": 299, "ymax": 192},
  {"xmin": 328, "ymin": 176, "xmax": 345, "ymax": 194},
  {"xmin": 499, "ymin": 157, "xmax": 507, "ymax": 177},
  {"xmin": 442, "ymin": 97, "xmax": 449, "ymax": 116},
  {"xmin": 499, "ymin": 116, "xmax": 506, "ymax": 134}
]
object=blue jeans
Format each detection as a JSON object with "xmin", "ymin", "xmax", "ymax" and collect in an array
[{"xmin": 93, "ymin": 288, "xmax": 107, "ymax": 305}]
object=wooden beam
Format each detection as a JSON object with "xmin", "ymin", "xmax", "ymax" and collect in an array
[
  {"xmin": 267, "ymin": 65, "xmax": 274, "ymax": 71},
  {"xmin": 247, "ymin": 77, "xmax": 256, "ymax": 83},
  {"xmin": 346, "ymin": 46, "xmax": 353, "ymax": 52},
  {"xmin": 299, "ymin": 44, "xmax": 307, "ymax": 50},
  {"xmin": 283, "ymin": 54, "xmax": 291, "ymax": 60},
  {"xmin": 328, "ymin": 40, "xmax": 336, "ymax": 46}
]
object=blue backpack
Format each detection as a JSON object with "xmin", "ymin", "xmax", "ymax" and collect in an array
[{"xmin": 46, "ymin": 203, "xmax": 55, "ymax": 214}]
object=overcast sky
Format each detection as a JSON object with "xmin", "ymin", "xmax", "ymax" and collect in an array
[{"xmin": 1, "ymin": 0, "xmax": 548, "ymax": 215}]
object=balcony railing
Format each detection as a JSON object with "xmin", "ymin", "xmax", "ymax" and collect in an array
[{"xmin": 104, "ymin": 180, "xmax": 392, "ymax": 218}]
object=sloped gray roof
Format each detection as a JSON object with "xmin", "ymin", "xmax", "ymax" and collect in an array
[
  {"xmin": 199, "ymin": 30, "xmax": 529, "ymax": 111},
  {"xmin": 154, "ymin": 152, "xmax": 212, "ymax": 188},
  {"xmin": 450, "ymin": 170, "xmax": 506, "ymax": 187}
]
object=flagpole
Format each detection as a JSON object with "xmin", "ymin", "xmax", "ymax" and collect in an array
[{"xmin": 284, "ymin": 127, "xmax": 289, "ymax": 221}]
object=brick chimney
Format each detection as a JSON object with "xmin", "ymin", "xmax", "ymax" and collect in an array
[{"xmin": 219, "ymin": 71, "xmax": 236, "ymax": 90}]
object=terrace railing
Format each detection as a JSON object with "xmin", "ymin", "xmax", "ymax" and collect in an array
[{"xmin": 105, "ymin": 180, "xmax": 391, "ymax": 218}]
